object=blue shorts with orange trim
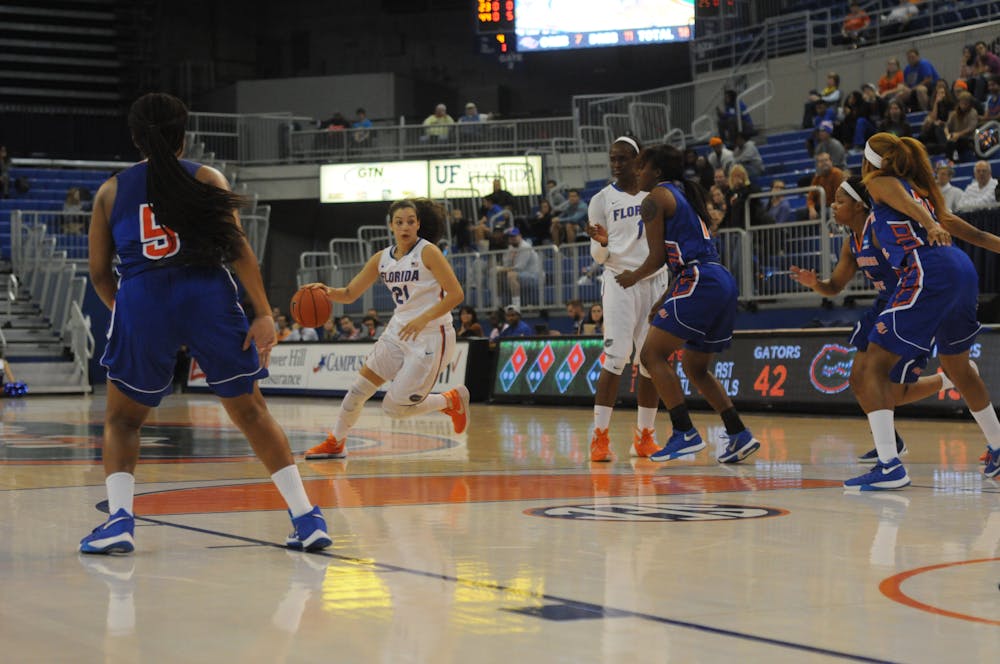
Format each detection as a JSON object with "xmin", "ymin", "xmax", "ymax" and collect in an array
[
  {"xmin": 850, "ymin": 298, "xmax": 927, "ymax": 383},
  {"xmin": 650, "ymin": 262, "xmax": 737, "ymax": 354},
  {"xmin": 100, "ymin": 265, "xmax": 266, "ymax": 407},
  {"xmin": 868, "ymin": 246, "xmax": 981, "ymax": 361}
]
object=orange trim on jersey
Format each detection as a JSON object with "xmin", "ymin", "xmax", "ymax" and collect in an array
[
  {"xmin": 880, "ymin": 557, "xmax": 1000, "ymax": 626},
  {"xmin": 132, "ymin": 473, "xmax": 841, "ymax": 515}
]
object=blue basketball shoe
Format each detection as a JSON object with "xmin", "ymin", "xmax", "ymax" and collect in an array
[
  {"xmin": 717, "ymin": 429, "xmax": 761, "ymax": 464},
  {"xmin": 984, "ymin": 447, "xmax": 1000, "ymax": 479},
  {"xmin": 844, "ymin": 458, "xmax": 911, "ymax": 491},
  {"xmin": 80, "ymin": 509, "xmax": 135, "ymax": 554},
  {"xmin": 857, "ymin": 431, "xmax": 908, "ymax": 461},
  {"xmin": 286, "ymin": 506, "xmax": 332, "ymax": 552},
  {"xmin": 649, "ymin": 428, "xmax": 705, "ymax": 462}
]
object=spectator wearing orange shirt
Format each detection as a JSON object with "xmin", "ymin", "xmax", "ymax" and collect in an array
[
  {"xmin": 878, "ymin": 58, "xmax": 905, "ymax": 102},
  {"xmin": 841, "ymin": 2, "xmax": 870, "ymax": 49},
  {"xmin": 804, "ymin": 152, "xmax": 845, "ymax": 220}
]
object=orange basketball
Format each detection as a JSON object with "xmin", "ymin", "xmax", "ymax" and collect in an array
[{"xmin": 290, "ymin": 287, "xmax": 332, "ymax": 328}]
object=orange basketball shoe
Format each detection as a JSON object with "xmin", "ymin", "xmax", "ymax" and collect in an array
[
  {"xmin": 632, "ymin": 427, "xmax": 659, "ymax": 457},
  {"xmin": 442, "ymin": 385, "xmax": 470, "ymax": 434},
  {"xmin": 304, "ymin": 434, "xmax": 347, "ymax": 459},
  {"xmin": 590, "ymin": 428, "xmax": 612, "ymax": 462}
]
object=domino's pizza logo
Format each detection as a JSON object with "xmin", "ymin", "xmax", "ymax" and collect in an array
[{"xmin": 809, "ymin": 343, "xmax": 856, "ymax": 394}]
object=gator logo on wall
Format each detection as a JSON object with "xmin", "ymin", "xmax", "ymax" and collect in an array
[{"xmin": 808, "ymin": 343, "xmax": 857, "ymax": 394}]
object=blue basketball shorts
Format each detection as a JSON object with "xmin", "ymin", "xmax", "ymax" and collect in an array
[
  {"xmin": 850, "ymin": 298, "xmax": 928, "ymax": 383},
  {"xmin": 868, "ymin": 246, "xmax": 982, "ymax": 362},
  {"xmin": 100, "ymin": 265, "xmax": 267, "ymax": 407},
  {"xmin": 650, "ymin": 262, "xmax": 736, "ymax": 354}
]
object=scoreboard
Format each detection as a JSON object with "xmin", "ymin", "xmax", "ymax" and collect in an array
[
  {"xmin": 476, "ymin": 1, "xmax": 516, "ymax": 55},
  {"xmin": 492, "ymin": 328, "xmax": 998, "ymax": 416}
]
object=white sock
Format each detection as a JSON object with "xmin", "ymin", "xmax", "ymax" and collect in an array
[
  {"xmin": 867, "ymin": 409, "xmax": 897, "ymax": 464},
  {"xmin": 332, "ymin": 375, "xmax": 379, "ymax": 439},
  {"xmin": 594, "ymin": 405, "xmax": 613, "ymax": 430},
  {"xmin": 970, "ymin": 404, "xmax": 1000, "ymax": 451},
  {"xmin": 939, "ymin": 371, "xmax": 954, "ymax": 392},
  {"xmin": 271, "ymin": 465, "xmax": 313, "ymax": 518},
  {"xmin": 106, "ymin": 472, "xmax": 135, "ymax": 515},
  {"xmin": 637, "ymin": 407, "xmax": 657, "ymax": 432}
]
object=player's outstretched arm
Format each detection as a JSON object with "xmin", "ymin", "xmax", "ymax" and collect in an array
[
  {"xmin": 867, "ymin": 176, "xmax": 951, "ymax": 246},
  {"xmin": 304, "ymin": 253, "xmax": 381, "ymax": 304},
  {"xmin": 790, "ymin": 241, "xmax": 857, "ymax": 296},
  {"xmin": 939, "ymin": 212, "xmax": 1000, "ymax": 253}
]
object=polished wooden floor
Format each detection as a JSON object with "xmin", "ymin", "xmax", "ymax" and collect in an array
[{"xmin": 0, "ymin": 392, "xmax": 997, "ymax": 663}]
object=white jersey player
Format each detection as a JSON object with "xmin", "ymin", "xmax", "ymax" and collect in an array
[
  {"xmin": 587, "ymin": 136, "xmax": 670, "ymax": 462},
  {"xmin": 303, "ymin": 198, "xmax": 470, "ymax": 459}
]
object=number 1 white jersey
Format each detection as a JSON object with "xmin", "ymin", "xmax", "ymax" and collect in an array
[
  {"xmin": 588, "ymin": 184, "xmax": 657, "ymax": 274},
  {"xmin": 378, "ymin": 238, "xmax": 451, "ymax": 329}
]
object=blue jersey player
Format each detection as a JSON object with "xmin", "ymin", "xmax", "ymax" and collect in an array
[
  {"xmin": 616, "ymin": 144, "xmax": 760, "ymax": 464},
  {"xmin": 81, "ymin": 93, "xmax": 331, "ymax": 554},
  {"xmin": 848, "ymin": 133, "xmax": 1000, "ymax": 489}
]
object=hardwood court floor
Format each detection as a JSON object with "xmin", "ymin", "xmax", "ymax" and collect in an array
[{"xmin": 0, "ymin": 393, "xmax": 997, "ymax": 663}]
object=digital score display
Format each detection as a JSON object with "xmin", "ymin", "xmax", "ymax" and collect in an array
[
  {"xmin": 492, "ymin": 330, "xmax": 999, "ymax": 416},
  {"xmin": 477, "ymin": 0, "xmax": 515, "ymax": 31},
  {"xmin": 514, "ymin": 0, "xmax": 694, "ymax": 52}
]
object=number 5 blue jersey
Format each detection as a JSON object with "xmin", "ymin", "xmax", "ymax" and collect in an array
[
  {"xmin": 109, "ymin": 160, "xmax": 201, "ymax": 278},
  {"xmin": 659, "ymin": 181, "xmax": 719, "ymax": 274},
  {"xmin": 869, "ymin": 177, "xmax": 935, "ymax": 269}
]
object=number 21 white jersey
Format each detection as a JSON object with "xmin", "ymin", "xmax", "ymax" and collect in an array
[
  {"xmin": 588, "ymin": 184, "xmax": 653, "ymax": 274},
  {"xmin": 378, "ymin": 238, "xmax": 450, "ymax": 328}
]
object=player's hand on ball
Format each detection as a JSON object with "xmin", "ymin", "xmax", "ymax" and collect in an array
[
  {"xmin": 789, "ymin": 265, "xmax": 817, "ymax": 287},
  {"xmin": 300, "ymin": 282, "xmax": 333, "ymax": 299}
]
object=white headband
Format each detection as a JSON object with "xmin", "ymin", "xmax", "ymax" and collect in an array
[
  {"xmin": 839, "ymin": 180, "xmax": 868, "ymax": 208},
  {"xmin": 864, "ymin": 141, "xmax": 883, "ymax": 169},
  {"xmin": 613, "ymin": 136, "xmax": 640, "ymax": 154}
]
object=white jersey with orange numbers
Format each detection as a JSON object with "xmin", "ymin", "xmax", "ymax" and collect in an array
[
  {"xmin": 378, "ymin": 238, "xmax": 451, "ymax": 330},
  {"xmin": 588, "ymin": 184, "xmax": 663, "ymax": 275}
]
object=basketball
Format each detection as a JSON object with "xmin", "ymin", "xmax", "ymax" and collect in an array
[{"xmin": 290, "ymin": 287, "xmax": 332, "ymax": 328}]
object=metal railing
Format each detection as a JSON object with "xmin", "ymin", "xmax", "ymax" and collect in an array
[
  {"xmin": 187, "ymin": 112, "xmax": 312, "ymax": 164},
  {"xmin": 64, "ymin": 300, "xmax": 94, "ymax": 391}
]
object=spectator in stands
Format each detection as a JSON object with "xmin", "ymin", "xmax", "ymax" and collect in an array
[
  {"xmin": 458, "ymin": 102, "xmax": 485, "ymax": 141},
  {"xmin": 898, "ymin": 48, "xmax": 939, "ymax": 111},
  {"xmin": 841, "ymin": 1, "xmax": 870, "ymax": 49},
  {"xmin": 365, "ymin": 307, "xmax": 381, "ymax": 326},
  {"xmin": 812, "ymin": 120, "xmax": 846, "ymax": 169},
  {"xmin": 474, "ymin": 193, "xmax": 513, "ymax": 250},
  {"xmin": 879, "ymin": 57, "xmax": 906, "ymax": 103},
  {"xmin": 498, "ymin": 304, "xmax": 532, "ymax": 338},
  {"xmin": 880, "ymin": 0, "xmax": 918, "ymax": 36},
  {"xmin": 351, "ymin": 108, "xmax": 373, "ymax": 148},
  {"xmin": 456, "ymin": 305, "xmax": 484, "ymax": 338},
  {"xmin": 956, "ymin": 160, "xmax": 999, "ymax": 211},
  {"xmin": 723, "ymin": 165, "xmax": 765, "ymax": 229},
  {"xmin": 360, "ymin": 315, "xmax": 383, "ymax": 340},
  {"xmin": 288, "ymin": 322, "xmax": 319, "ymax": 342},
  {"xmin": 713, "ymin": 168, "xmax": 731, "ymax": 199},
  {"xmin": 716, "ymin": 89, "xmax": 754, "ymax": 145},
  {"xmin": 918, "ymin": 79, "xmax": 955, "ymax": 152},
  {"xmin": 449, "ymin": 207, "xmax": 472, "ymax": 251},
  {"xmin": 495, "ymin": 228, "xmax": 540, "ymax": 309},
  {"xmin": 490, "ymin": 178, "xmax": 515, "ymax": 209},
  {"xmin": 975, "ymin": 42, "xmax": 1000, "ymax": 99},
  {"xmin": 276, "ymin": 315, "xmax": 293, "ymax": 342},
  {"xmin": 802, "ymin": 72, "xmax": 841, "ymax": 129},
  {"xmin": 707, "ymin": 137, "xmax": 734, "ymax": 174},
  {"xmin": 981, "ymin": 77, "xmax": 1000, "ymax": 124},
  {"xmin": 586, "ymin": 303, "xmax": 604, "ymax": 335},
  {"xmin": 804, "ymin": 152, "xmax": 845, "ymax": 220},
  {"xmin": 935, "ymin": 160, "xmax": 963, "ymax": 213},
  {"xmin": 528, "ymin": 199, "xmax": 554, "ymax": 246},
  {"xmin": 545, "ymin": 179, "xmax": 567, "ymax": 212},
  {"xmin": 878, "ymin": 100, "xmax": 912, "ymax": 138},
  {"xmin": 944, "ymin": 92, "xmax": 979, "ymax": 161},
  {"xmin": 0, "ymin": 145, "xmax": 9, "ymax": 199},
  {"xmin": 550, "ymin": 189, "xmax": 588, "ymax": 245},
  {"xmin": 566, "ymin": 299, "xmax": 585, "ymax": 334},
  {"xmin": 694, "ymin": 155, "xmax": 714, "ymax": 190},
  {"xmin": 854, "ymin": 84, "xmax": 886, "ymax": 148},
  {"xmin": 835, "ymin": 90, "xmax": 864, "ymax": 150},
  {"xmin": 958, "ymin": 45, "xmax": 978, "ymax": 96},
  {"xmin": 764, "ymin": 180, "xmax": 794, "ymax": 224},
  {"xmin": 732, "ymin": 131, "xmax": 764, "ymax": 178},
  {"xmin": 421, "ymin": 103, "xmax": 454, "ymax": 143},
  {"xmin": 682, "ymin": 148, "xmax": 700, "ymax": 180},
  {"xmin": 336, "ymin": 315, "xmax": 362, "ymax": 341},
  {"xmin": 319, "ymin": 319, "xmax": 336, "ymax": 341},
  {"xmin": 320, "ymin": 112, "xmax": 349, "ymax": 130},
  {"xmin": 706, "ymin": 185, "xmax": 729, "ymax": 233}
]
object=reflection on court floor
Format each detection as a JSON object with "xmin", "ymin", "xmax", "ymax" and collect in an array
[{"xmin": 0, "ymin": 394, "xmax": 997, "ymax": 662}]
